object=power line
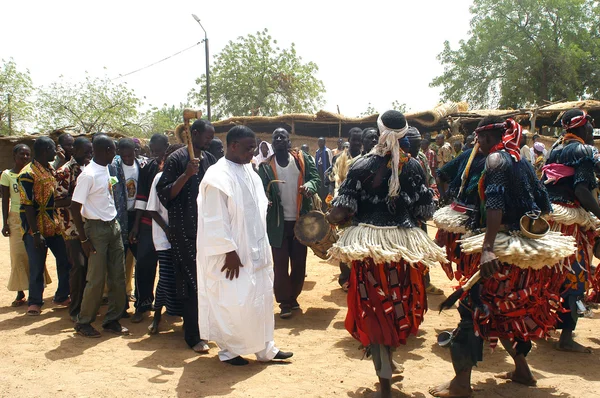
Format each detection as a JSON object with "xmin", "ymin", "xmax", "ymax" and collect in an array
[{"xmin": 111, "ymin": 42, "xmax": 202, "ymax": 81}]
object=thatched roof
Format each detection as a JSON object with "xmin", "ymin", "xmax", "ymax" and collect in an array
[
  {"xmin": 447, "ymin": 100, "xmax": 600, "ymax": 134},
  {"xmin": 212, "ymin": 102, "xmax": 469, "ymax": 137},
  {"xmin": 211, "ymin": 100, "xmax": 600, "ymax": 137}
]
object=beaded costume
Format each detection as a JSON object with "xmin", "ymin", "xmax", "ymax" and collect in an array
[
  {"xmin": 543, "ymin": 139, "xmax": 600, "ymax": 323},
  {"xmin": 330, "ymin": 154, "xmax": 446, "ymax": 348}
]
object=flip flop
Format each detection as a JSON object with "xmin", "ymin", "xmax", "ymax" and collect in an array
[
  {"xmin": 26, "ymin": 305, "xmax": 41, "ymax": 316},
  {"xmin": 11, "ymin": 298, "xmax": 26, "ymax": 307}
]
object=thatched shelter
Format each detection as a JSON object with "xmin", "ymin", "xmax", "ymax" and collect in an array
[
  {"xmin": 210, "ymin": 100, "xmax": 600, "ymax": 139},
  {"xmin": 211, "ymin": 102, "xmax": 470, "ymax": 137}
]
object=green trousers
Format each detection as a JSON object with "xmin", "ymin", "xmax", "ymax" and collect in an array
[{"xmin": 76, "ymin": 218, "xmax": 126, "ymax": 326}]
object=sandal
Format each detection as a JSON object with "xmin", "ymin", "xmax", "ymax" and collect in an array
[
  {"xmin": 426, "ymin": 285, "xmax": 444, "ymax": 295},
  {"xmin": 11, "ymin": 298, "xmax": 26, "ymax": 307},
  {"xmin": 26, "ymin": 305, "xmax": 41, "ymax": 316}
]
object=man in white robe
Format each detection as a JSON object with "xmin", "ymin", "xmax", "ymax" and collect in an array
[{"xmin": 197, "ymin": 126, "xmax": 293, "ymax": 366}]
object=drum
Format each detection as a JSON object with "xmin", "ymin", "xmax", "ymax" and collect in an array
[{"xmin": 294, "ymin": 210, "xmax": 338, "ymax": 260}]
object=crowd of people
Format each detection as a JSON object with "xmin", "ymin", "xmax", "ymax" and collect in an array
[{"xmin": 1, "ymin": 108, "xmax": 599, "ymax": 396}]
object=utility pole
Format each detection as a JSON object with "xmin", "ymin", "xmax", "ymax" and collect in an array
[{"xmin": 192, "ymin": 14, "xmax": 211, "ymax": 121}]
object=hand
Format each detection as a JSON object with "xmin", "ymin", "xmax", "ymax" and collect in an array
[
  {"xmin": 185, "ymin": 158, "xmax": 200, "ymax": 178},
  {"xmin": 33, "ymin": 234, "xmax": 46, "ymax": 250},
  {"xmin": 480, "ymin": 250, "xmax": 500, "ymax": 279},
  {"xmin": 81, "ymin": 239, "xmax": 97, "ymax": 257},
  {"xmin": 2, "ymin": 225, "xmax": 9, "ymax": 237},
  {"xmin": 299, "ymin": 185, "xmax": 313, "ymax": 198},
  {"xmin": 221, "ymin": 251, "xmax": 244, "ymax": 280},
  {"xmin": 128, "ymin": 226, "xmax": 138, "ymax": 245},
  {"xmin": 56, "ymin": 145, "xmax": 66, "ymax": 161}
]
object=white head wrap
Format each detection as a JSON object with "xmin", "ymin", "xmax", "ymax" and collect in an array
[
  {"xmin": 252, "ymin": 141, "xmax": 274, "ymax": 165},
  {"xmin": 372, "ymin": 113, "xmax": 409, "ymax": 199},
  {"xmin": 533, "ymin": 141, "xmax": 545, "ymax": 153}
]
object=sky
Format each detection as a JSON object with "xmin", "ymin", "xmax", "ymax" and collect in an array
[{"xmin": 2, "ymin": 0, "xmax": 473, "ymax": 119}]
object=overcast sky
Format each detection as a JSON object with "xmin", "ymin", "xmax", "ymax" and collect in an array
[{"xmin": 3, "ymin": 0, "xmax": 473, "ymax": 119}]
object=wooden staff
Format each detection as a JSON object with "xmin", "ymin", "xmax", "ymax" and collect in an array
[{"xmin": 182, "ymin": 109, "xmax": 203, "ymax": 159}]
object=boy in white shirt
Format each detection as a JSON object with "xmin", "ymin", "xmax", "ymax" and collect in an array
[
  {"xmin": 146, "ymin": 144, "xmax": 186, "ymax": 334},
  {"xmin": 71, "ymin": 135, "xmax": 128, "ymax": 338}
]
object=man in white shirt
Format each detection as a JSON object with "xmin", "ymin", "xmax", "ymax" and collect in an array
[
  {"xmin": 197, "ymin": 126, "xmax": 293, "ymax": 366},
  {"xmin": 71, "ymin": 135, "xmax": 128, "ymax": 338}
]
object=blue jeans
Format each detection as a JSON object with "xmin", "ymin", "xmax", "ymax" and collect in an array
[{"xmin": 24, "ymin": 234, "xmax": 71, "ymax": 307}]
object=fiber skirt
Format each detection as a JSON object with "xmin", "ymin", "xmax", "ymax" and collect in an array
[
  {"xmin": 460, "ymin": 262, "xmax": 563, "ymax": 347},
  {"xmin": 548, "ymin": 219, "xmax": 597, "ymax": 300},
  {"xmin": 435, "ymin": 229, "xmax": 480, "ymax": 282},
  {"xmin": 346, "ymin": 258, "xmax": 427, "ymax": 348}
]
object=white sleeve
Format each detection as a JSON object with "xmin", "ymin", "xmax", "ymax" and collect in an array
[
  {"xmin": 71, "ymin": 173, "xmax": 92, "ymax": 205},
  {"xmin": 146, "ymin": 176, "xmax": 160, "ymax": 212},
  {"xmin": 200, "ymin": 185, "xmax": 238, "ymax": 256}
]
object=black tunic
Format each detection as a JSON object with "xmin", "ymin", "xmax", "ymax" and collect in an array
[
  {"xmin": 333, "ymin": 154, "xmax": 435, "ymax": 227},
  {"xmin": 543, "ymin": 140, "xmax": 597, "ymax": 205},
  {"xmin": 157, "ymin": 147, "xmax": 216, "ymax": 298},
  {"xmin": 438, "ymin": 148, "xmax": 487, "ymax": 207},
  {"xmin": 479, "ymin": 151, "xmax": 551, "ymax": 231}
]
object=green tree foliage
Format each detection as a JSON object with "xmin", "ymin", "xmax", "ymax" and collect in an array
[
  {"xmin": 141, "ymin": 103, "xmax": 192, "ymax": 134},
  {"xmin": 188, "ymin": 29, "xmax": 326, "ymax": 119},
  {"xmin": 0, "ymin": 59, "xmax": 34, "ymax": 135},
  {"xmin": 391, "ymin": 100, "xmax": 408, "ymax": 113},
  {"xmin": 430, "ymin": 0, "xmax": 600, "ymax": 109},
  {"xmin": 37, "ymin": 73, "xmax": 143, "ymax": 135},
  {"xmin": 358, "ymin": 101, "xmax": 408, "ymax": 117}
]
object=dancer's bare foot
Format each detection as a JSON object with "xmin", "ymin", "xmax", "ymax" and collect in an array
[
  {"xmin": 429, "ymin": 380, "xmax": 472, "ymax": 397},
  {"xmin": 555, "ymin": 341, "xmax": 592, "ymax": 353},
  {"xmin": 495, "ymin": 371, "xmax": 537, "ymax": 386},
  {"xmin": 391, "ymin": 359, "xmax": 404, "ymax": 374}
]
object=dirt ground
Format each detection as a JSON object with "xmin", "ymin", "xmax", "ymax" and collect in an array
[{"xmin": 0, "ymin": 227, "xmax": 599, "ymax": 398}]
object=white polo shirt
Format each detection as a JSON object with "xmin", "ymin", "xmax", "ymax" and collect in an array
[
  {"xmin": 146, "ymin": 172, "xmax": 170, "ymax": 251},
  {"xmin": 72, "ymin": 160, "xmax": 118, "ymax": 221}
]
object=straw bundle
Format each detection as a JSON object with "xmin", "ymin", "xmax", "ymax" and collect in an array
[
  {"xmin": 432, "ymin": 206, "xmax": 470, "ymax": 234},
  {"xmin": 328, "ymin": 223, "xmax": 448, "ymax": 268},
  {"xmin": 544, "ymin": 203, "xmax": 600, "ymax": 231},
  {"xmin": 458, "ymin": 231, "xmax": 576, "ymax": 270}
]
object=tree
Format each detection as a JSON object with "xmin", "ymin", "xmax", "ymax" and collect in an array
[
  {"xmin": 37, "ymin": 73, "xmax": 143, "ymax": 135},
  {"xmin": 391, "ymin": 100, "xmax": 408, "ymax": 113},
  {"xmin": 359, "ymin": 103, "xmax": 378, "ymax": 117},
  {"xmin": 0, "ymin": 59, "xmax": 34, "ymax": 135},
  {"xmin": 188, "ymin": 29, "xmax": 326, "ymax": 119},
  {"xmin": 142, "ymin": 103, "xmax": 193, "ymax": 135},
  {"xmin": 358, "ymin": 101, "xmax": 408, "ymax": 117},
  {"xmin": 430, "ymin": 0, "xmax": 600, "ymax": 109}
]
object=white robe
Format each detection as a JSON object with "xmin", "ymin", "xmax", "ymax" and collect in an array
[{"xmin": 197, "ymin": 158, "xmax": 276, "ymax": 360}]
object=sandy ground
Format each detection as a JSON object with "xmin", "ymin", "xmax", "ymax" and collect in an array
[{"xmin": 1, "ymin": 228, "xmax": 600, "ymax": 398}]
